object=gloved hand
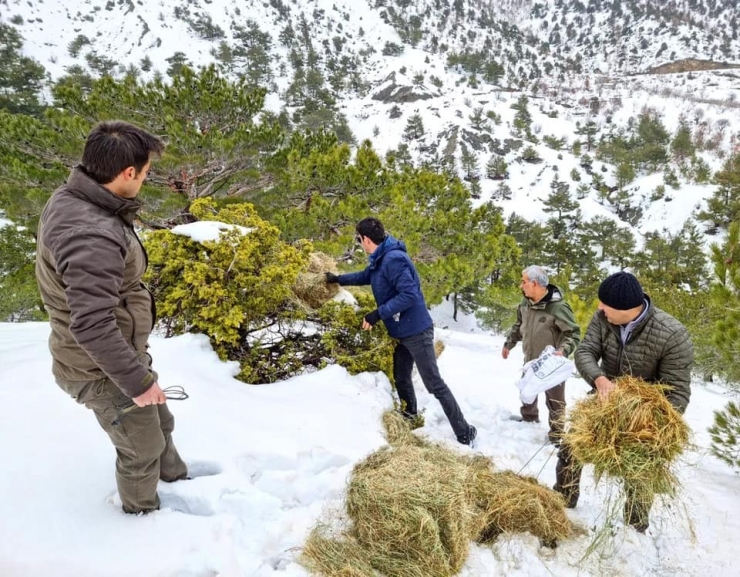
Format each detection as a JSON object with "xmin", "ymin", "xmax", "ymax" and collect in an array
[
  {"xmin": 325, "ymin": 272, "xmax": 339, "ymax": 284},
  {"xmin": 364, "ymin": 310, "xmax": 381, "ymax": 326}
]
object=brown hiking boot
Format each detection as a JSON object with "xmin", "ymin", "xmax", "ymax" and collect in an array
[{"xmin": 509, "ymin": 415, "xmax": 540, "ymax": 424}]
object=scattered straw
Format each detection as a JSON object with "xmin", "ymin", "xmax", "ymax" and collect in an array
[
  {"xmin": 301, "ymin": 410, "xmax": 572, "ymax": 576},
  {"xmin": 562, "ymin": 376, "xmax": 690, "ymax": 496},
  {"xmin": 434, "ymin": 340, "xmax": 445, "ymax": 359},
  {"xmin": 293, "ymin": 252, "xmax": 340, "ymax": 309}
]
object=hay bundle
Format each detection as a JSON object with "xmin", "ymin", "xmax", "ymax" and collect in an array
[
  {"xmin": 293, "ymin": 252, "xmax": 340, "ymax": 308},
  {"xmin": 467, "ymin": 460, "xmax": 573, "ymax": 544},
  {"xmin": 345, "ymin": 443, "xmax": 477, "ymax": 577},
  {"xmin": 301, "ymin": 411, "xmax": 573, "ymax": 576},
  {"xmin": 562, "ymin": 376, "xmax": 690, "ymax": 495}
]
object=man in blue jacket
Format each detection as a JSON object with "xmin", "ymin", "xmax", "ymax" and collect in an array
[{"xmin": 326, "ymin": 217, "xmax": 477, "ymax": 446}]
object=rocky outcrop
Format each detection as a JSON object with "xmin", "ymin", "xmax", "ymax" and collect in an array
[
  {"xmin": 643, "ymin": 58, "xmax": 740, "ymax": 75},
  {"xmin": 372, "ymin": 72, "xmax": 438, "ymax": 104}
]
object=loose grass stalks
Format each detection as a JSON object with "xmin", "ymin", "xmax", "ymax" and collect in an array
[
  {"xmin": 434, "ymin": 340, "xmax": 445, "ymax": 359},
  {"xmin": 561, "ymin": 376, "xmax": 691, "ymax": 561},
  {"xmin": 563, "ymin": 376, "xmax": 690, "ymax": 497},
  {"xmin": 301, "ymin": 411, "xmax": 573, "ymax": 577}
]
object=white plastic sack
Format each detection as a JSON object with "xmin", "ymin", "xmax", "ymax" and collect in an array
[{"xmin": 516, "ymin": 345, "xmax": 575, "ymax": 405}]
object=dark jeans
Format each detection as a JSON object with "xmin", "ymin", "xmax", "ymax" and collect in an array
[{"xmin": 393, "ymin": 327, "xmax": 470, "ymax": 439}]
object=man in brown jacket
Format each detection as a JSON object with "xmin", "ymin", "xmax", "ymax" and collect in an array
[
  {"xmin": 554, "ymin": 271, "xmax": 693, "ymax": 533},
  {"xmin": 36, "ymin": 121, "xmax": 187, "ymax": 514},
  {"xmin": 502, "ymin": 265, "xmax": 580, "ymax": 444}
]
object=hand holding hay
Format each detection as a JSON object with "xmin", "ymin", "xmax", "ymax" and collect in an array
[
  {"xmin": 563, "ymin": 376, "xmax": 690, "ymax": 496},
  {"xmin": 292, "ymin": 252, "xmax": 341, "ymax": 309}
]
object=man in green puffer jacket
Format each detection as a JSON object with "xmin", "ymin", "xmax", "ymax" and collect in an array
[
  {"xmin": 554, "ymin": 271, "xmax": 693, "ymax": 533},
  {"xmin": 36, "ymin": 121, "xmax": 188, "ymax": 514},
  {"xmin": 503, "ymin": 266, "xmax": 580, "ymax": 444}
]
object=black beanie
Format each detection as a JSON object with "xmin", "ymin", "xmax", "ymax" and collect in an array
[{"xmin": 598, "ymin": 272, "xmax": 644, "ymax": 310}]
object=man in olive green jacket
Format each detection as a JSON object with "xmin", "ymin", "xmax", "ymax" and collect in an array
[
  {"xmin": 36, "ymin": 121, "xmax": 187, "ymax": 514},
  {"xmin": 503, "ymin": 266, "xmax": 580, "ymax": 443},
  {"xmin": 555, "ymin": 271, "xmax": 693, "ymax": 533}
]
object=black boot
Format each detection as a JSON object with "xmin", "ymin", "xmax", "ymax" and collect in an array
[
  {"xmin": 458, "ymin": 425, "xmax": 477, "ymax": 447},
  {"xmin": 554, "ymin": 444, "xmax": 581, "ymax": 508}
]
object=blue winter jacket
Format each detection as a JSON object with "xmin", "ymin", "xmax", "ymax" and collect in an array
[{"xmin": 337, "ymin": 235, "xmax": 433, "ymax": 339}]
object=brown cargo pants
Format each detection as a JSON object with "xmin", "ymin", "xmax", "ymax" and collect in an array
[
  {"xmin": 520, "ymin": 381, "xmax": 566, "ymax": 443},
  {"xmin": 57, "ymin": 377, "xmax": 188, "ymax": 514}
]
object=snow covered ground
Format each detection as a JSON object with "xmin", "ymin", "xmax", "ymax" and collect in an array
[{"xmin": 1, "ymin": 302, "xmax": 738, "ymax": 576}]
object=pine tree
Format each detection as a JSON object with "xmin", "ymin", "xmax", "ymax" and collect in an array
[
  {"xmin": 580, "ymin": 216, "xmax": 635, "ymax": 269},
  {"xmin": 403, "ymin": 112, "xmax": 425, "ymax": 141},
  {"xmin": 232, "ymin": 20, "xmax": 273, "ymax": 86},
  {"xmin": 460, "ymin": 145, "xmax": 479, "ymax": 180},
  {"xmin": 506, "ymin": 214, "xmax": 549, "ymax": 265},
  {"xmin": 486, "ymin": 156, "xmax": 508, "ymax": 180},
  {"xmin": 698, "ymin": 153, "xmax": 740, "ymax": 232},
  {"xmin": 576, "ymin": 120, "xmax": 598, "ymax": 152},
  {"xmin": 0, "ymin": 225, "xmax": 45, "ymax": 321},
  {"xmin": 166, "ymin": 52, "xmax": 192, "ymax": 77},
  {"xmin": 709, "ymin": 402, "xmax": 740, "ymax": 470},
  {"xmin": 0, "ymin": 23, "xmax": 46, "ymax": 116},
  {"xmin": 633, "ymin": 223, "xmax": 706, "ymax": 290},
  {"xmin": 671, "ymin": 123, "xmax": 695, "ymax": 160},
  {"xmin": 615, "ymin": 161, "xmax": 636, "ymax": 189},
  {"xmin": 511, "ymin": 95, "xmax": 533, "ymax": 140},
  {"xmin": 543, "ymin": 177, "xmax": 578, "ymax": 223},
  {"xmin": 469, "ymin": 107, "xmax": 489, "ymax": 132}
]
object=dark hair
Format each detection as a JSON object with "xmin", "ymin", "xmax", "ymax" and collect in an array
[
  {"xmin": 81, "ymin": 121, "xmax": 165, "ymax": 184},
  {"xmin": 356, "ymin": 217, "xmax": 386, "ymax": 245}
]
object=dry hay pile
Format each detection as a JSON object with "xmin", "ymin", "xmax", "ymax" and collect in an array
[
  {"xmin": 293, "ymin": 252, "xmax": 340, "ymax": 308},
  {"xmin": 301, "ymin": 411, "xmax": 572, "ymax": 577},
  {"xmin": 562, "ymin": 376, "xmax": 690, "ymax": 496},
  {"xmin": 467, "ymin": 462, "xmax": 573, "ymax": 545}
]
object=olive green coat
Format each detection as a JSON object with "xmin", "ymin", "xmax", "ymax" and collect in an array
[
  {"xmin": 575, "ymin": 298, "xmax": 693, "ymax": 413},
  {"xmin": 504, "ymin": 284, "xmax": 581, "ymax": 362}
]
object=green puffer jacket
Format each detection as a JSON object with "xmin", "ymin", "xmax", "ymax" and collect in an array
[
  {"xmin": 574, "ymin": 298, "xmax": 693, "ymax": 413},
  {"xmin": 504, "ymin": 284, "xmax": 581, "ymax": 362}
]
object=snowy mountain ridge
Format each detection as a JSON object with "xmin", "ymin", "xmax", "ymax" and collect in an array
[{"xmin": 2, "ymin": 0, "xmax": 740, "ymax": 241}]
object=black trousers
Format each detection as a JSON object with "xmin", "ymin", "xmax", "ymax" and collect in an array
[{"xmin": 393, "ymin": 327, "xmax": 470, "ymax": 439}]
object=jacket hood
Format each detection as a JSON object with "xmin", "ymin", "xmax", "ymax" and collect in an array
[
  {"xmin": 67, "ymin": 167, "xmax": 143, "ymax": 225},
  {"xmin": 529, "ymin": 284, "xmax": 563, "ymax": 308},
  {"xmin": 369, "ymin": 235, "xmax": 406, "ymax": 268}
]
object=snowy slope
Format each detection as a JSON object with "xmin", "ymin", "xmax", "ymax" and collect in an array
[{"xmin": 0, "ymin": 308, "xmax": 739, "ymax": 576}]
